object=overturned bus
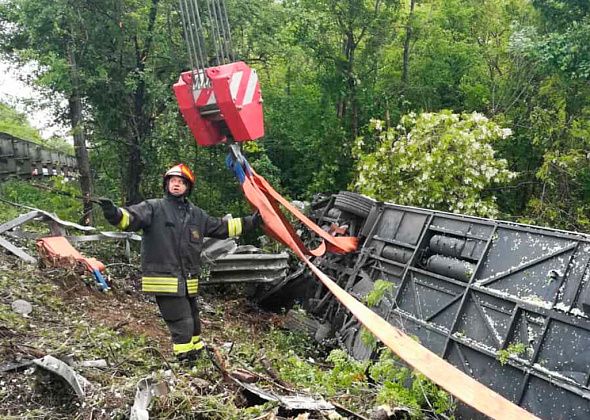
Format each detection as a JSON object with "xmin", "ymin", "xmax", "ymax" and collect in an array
[{"xmin": 262, "ymin": 191, "xmax": 590, "ymax": 419}]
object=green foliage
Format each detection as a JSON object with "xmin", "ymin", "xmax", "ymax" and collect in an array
[
  {"xmin": 370, "ymin": 349, "xmax": 456, "ymax": 418},
  {"xmin": 497, "ymin": 342, "xmax": 527, "ymax": 365},
  {"xmin": 0, "ymin": 102, "xmax": 43, "ymax": 143},
  {"xmin": 365, "ymin": 279, "xmax": 395, "ymax": 308},
  {"xmin": 373, "ymin": 352, "xmax": 456, "ymax": 418},
  {"xmin": 0, "ymin": 201, "xmax": 21, "ymax": 224},
  {"xmin": 3, "ymin": 0, "xmax": 590, "ymax": 235},
  {"xmin": 359, "ymin": 280, "xmax": 396, "ymax": 351},
  {"xmin": 0, "ymin": 102, "xmax": 73, "ymax": 153},
  {"xmin": 263, "ymin": 328, "xmax": 455, "ymax": 417},
  {"xmin": 515, "ymin": 1, "xmax": 590, "ymax": 80},
  {"xmin": 275, "ymin": 347, "xmax": 370, "ymax": 398},
  {"xmin": 0, "ymin": 178, "xmax": 82, "ymax": 221},
  {"xmin": 360, "ymin": 326, "xmax": 378, "ymax": 350},
  {"xmin": 353, "ymin": 111, "xmax": 515, "ymax": 217}
]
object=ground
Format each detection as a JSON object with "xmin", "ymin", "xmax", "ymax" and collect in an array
[{"xmin": 0, "ymin": 250, "xmax": 358, "ymax": 420}]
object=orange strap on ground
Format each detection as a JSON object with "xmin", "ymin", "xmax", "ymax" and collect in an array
[
  {"xmin": 231, "ymin": 154, "xmax": 539, "ymax": 419},
  {"xmin": 37, "ymin": 236, "xmax": 105, "ymax": 273}
]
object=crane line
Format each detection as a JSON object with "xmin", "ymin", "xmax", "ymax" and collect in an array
[{"xmin": 178, "ymin": 0, "xmax": 233, "ymax": 90}]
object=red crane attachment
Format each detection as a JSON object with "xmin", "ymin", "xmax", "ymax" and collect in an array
[
  {"xmin": 175, "ymin": 0, "xmax": 264, "ymax": 146},
  {"xmin": 174, "ymin": 62, "xmax": 264, "ymax": 146}
]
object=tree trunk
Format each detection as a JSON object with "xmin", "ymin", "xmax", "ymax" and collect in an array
[
  {"xmin": 341, "ymin": 29, "xmax": 358, "ymax": 138},
  {"xmin": 67, "ymin": 48, "xmax": 93, "ymax": 225},
  {"xmin": 346, "ymin": 30, "xmax": 359, "ymax": 138},
  {"xmin": 402, "ymin": 0, "xmax": 416, "ymax": 86},
  {"xmin": 125, "ymin": 0, "xmax": 160, "ymax": 205}
]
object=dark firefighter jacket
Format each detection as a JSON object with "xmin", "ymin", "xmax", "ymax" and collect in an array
[{"xmin": 113, "ymin": 195, "xmax": 255, "ymax": 297}]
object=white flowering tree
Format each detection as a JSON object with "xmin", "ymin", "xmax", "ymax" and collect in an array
[{"xmin": 352, "ymin": 110, "xmax": 515, "ymax": 218}]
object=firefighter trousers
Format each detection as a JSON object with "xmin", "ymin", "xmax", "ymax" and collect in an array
[{"xmin": 155, "ymin": 294, "xmax": 204, "ymax": 356}]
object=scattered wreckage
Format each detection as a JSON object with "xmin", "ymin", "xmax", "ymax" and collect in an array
[
  {"xmin": 263, "ymin": 191, "xmax": 590, "ymax": 419},
  {"xmin": 5, "ymin": 191, "xmax": 590, "ymax": 418}
]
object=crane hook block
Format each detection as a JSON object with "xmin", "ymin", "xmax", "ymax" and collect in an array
[{"xmin": 173, "ymin": 61, "xmax": 264, "ymax": 146}]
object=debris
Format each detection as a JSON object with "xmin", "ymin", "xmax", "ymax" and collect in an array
[
  {"xmin": 0, "ymin": 206, "xmax": 138, "ymax": 265},
  {"xmin": 230, "ymin": 367, "xmax": 258, "ymax": 383},
  {"xmin": 369, "ymin": 404, "xmax": 411, "ymax": 420},
  {"xmin": 0, "ymin": 360, "xmax": 34, "ymax": 373},
  {"xmin": 201, "ymin": 237, "xmax": 238, "ymax": 263},
  {"xmin": 205, "ymin": 252, "xmax": 289, "ymax": 284},
  {"xmin": 208, "ymin": 345, "xmax": 334, "ymax": 413},
  {"xmin": 11, "ymin": 299, "xmax": 32, "ymax": 317},
  {"xmin": 130, "ymin": 377, "xmax": 170, "ymax": 420},
  {"xmin": 36, "ymin": 236, "xmax": 109, "ymax": 291},
  {"xmin": 236, "ymin": 380, "xmax": 334, "ymax": 411},
  {"xmin": 77, "ymin": 359, "xmax": 108, "ymax": 369},
  {"xmin": 31, "ymin": 355, "xmax": 91, "ymax": 399}
]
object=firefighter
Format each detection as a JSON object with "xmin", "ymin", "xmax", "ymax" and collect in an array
[{"xmin": 98, "ymin": 163, "xmax": 262, "ymax": 361}]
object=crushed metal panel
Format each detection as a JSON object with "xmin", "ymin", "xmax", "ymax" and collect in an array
[
  {"xmin": 0, "ymin": 211, "xmax": 40, "ymax": 235},
  {"xmin": 67, "ymin": 231, "xmax": 142, "ymax": 242},
  {"xmin": 36, "ymin": 209, "xmax": 95, "ymax": 232},
  {"xmin": 207, "ymin": 269, "xmax": 288, "ymax": 283},
  {"xmin": 279, "ymin": 395, "xmax": 334, "ymax": 411},
  {"xmin": 201, "ymin": 237, "xmax": 238, "ymax": 262},
  {"xmin": 32, "ymin": 355, "xmax": 91, "ymax": 399},
  {"xmin": 0, "ymin": 236, "xmax": 36, "ymax": 263},
  {"xmin": 207, "ymin": 252, "xmax": 289, "ymax": 284},
  {"xmin": 235, "ymin": 380, "xmax": 334, "ymax": 411},
  {"xmin": 210, "ymin": 253, "xmax": 290, "ymax": 270}
]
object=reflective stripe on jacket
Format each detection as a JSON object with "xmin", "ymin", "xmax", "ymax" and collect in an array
[{"xmin": 117, "ymin": 195, "xmax": 254, "ymax": 297}]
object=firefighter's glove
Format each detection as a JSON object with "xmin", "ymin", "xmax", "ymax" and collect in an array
[
  {"xmin": 242, "ymin": 211, "xmax": 263, "ymax": 233},
  {"xmin": 98, "ymin": 198, "xmax": 122, "ymax": 225},
  {"xmin": 252, "ymin": 211, "xmax": 263, "ymax": 229}
]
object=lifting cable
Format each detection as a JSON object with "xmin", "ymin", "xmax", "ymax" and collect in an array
[{"xmin": 178, "ymin": 0, "xmax": 233, "ymax": 90}]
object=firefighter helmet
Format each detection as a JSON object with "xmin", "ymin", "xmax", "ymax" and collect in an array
[{"xmin": 164, "ymin": 163, "xmax": 195, "ymax": 194}]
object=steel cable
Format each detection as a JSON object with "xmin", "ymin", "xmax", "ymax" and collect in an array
[
  {"xmin": 179, "ymin": 0, "xmax": 234, "ymax": 74},
  {"xmin": 212, "ymin": 0, "xmax": 230, "ymax": 63},
  {"xmin": 219, "ymin": 0, "xmax": 233, "ymax": 62},
  {"xmin": 205, "ymin": 0, "xmax": 222, "ymax": 65},
  {"xmin": 190, "ymin": 0, "xmax": 209, "ymax": 86}
]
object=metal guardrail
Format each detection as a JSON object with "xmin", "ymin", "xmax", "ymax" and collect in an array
[
  {"xmin": 290, "ymin": 192, "xmax": 590, "ymax": 419},
  {"xmin": 207, "ymin": 251, "xmax": 290, "ymax": 284},
  {"xmin": 0, "ymin": 132, "xmax": 78, "ymax": 179}
]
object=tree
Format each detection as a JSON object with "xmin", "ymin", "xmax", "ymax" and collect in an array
[
  {"xmin": 0, "ymin": 102, "xmax": 43, "ymax": 143},
  {"xmin": 0, "ymin": 0, "xmax": 190, "ymax": 207},
  {"xmin": 353, "ymin": 110, "xmax": 515, "ymax": 218},
  {"xmin": 504, "ymin": 0, "xmax": 590, "ymax": 230}
]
